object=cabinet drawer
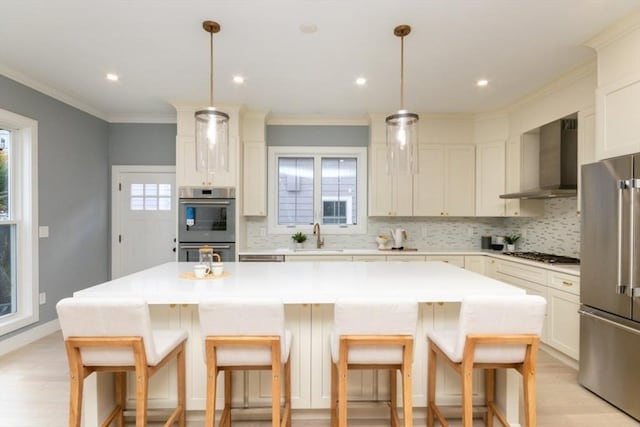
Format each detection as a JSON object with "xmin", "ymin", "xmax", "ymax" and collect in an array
[
  {"xmin": 387, "ymin": 255, "xmax": 427, "ymax": 262},
  {"xmin": 548, "ymin": 272, "xmax": 580, "ymax": 296},
  {"xmin": 352, "ymin": 255, "xmax": 387, "ymax": 262},
  {"xmin": 427, "ymin": 255, "xmax": 464, "ymax": 268},
  {"xmin": 496, "ymin": 260, "xmax": 547, "ymax": 285}
]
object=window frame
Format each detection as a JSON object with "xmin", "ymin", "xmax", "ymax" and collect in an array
[
  {"xmin": 267, "ymin": 146, "xmax": 367, "ymax": 235},
  {"xmin": 0, "ymin": 109, "xmax": 38, "ymax": 336}
]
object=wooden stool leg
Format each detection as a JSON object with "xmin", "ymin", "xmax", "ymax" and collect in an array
[
  {"xmin": 402, "ymin": 343, "xmax": 414, "ymax": 427},
  {"xmin": 114, "ymin": 371, "xmax": 126, "ymax": 427},
  {"xmin": 427, "ymin": 341, "xmax": 436, "ymax": 427},
  {"xmin": 338, "ymin": 354, "xmax": 348, "ymax": 427},
  {"xmin": 271, "ymin": 359, "xmax": 281, "ymax": 427},
  {"xmin": 177, "ymin": 345, "xmax": 186, "ymax": 427},
  {"xmin": 224, "ymin": 370, "xmax": 232, "ymax": 427},
  {"xmin": 135, "ymin": 369, "xmax": 149, "ymax": 426},
  {"xmin": 205, "ymin": 360, "xmax": 218, "ymax": 427},
  {"xmin": 390, "ymin": 369, "xmax": 398, "ymax": 427},
  {"xmin": 523, "ymin": 349, "xmax": 538, "ymax": 427},
  {"xmin": 485, "ymin": 368, "xmax": 496, "ymax": 427},
  {"xmin": 285, "ymin": 358, "xmax": 292, "ymax": 427},
  {"xmin": 461, "ymin": 361, "xmax": 473, "ymax": 427},
  {"xmin": 68, "ymin": 371, "xmax": 83, "ymax": 427},
  {"xmin": 331, "ymin": 362, "xmax": 338, "ymax": 427}
]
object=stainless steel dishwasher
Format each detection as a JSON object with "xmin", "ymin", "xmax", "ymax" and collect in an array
[{"xmin": 238, "ymin": 254, "xmax": 285, "ymax": 262}]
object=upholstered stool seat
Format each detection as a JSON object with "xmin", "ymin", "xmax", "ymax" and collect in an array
[
  {"xmin": 427, "ymin": 295, "xmax": 547, "ymax": 427},
  {"xmin": 198, "ymin": 299, "xmax": 292, "ymax": 427},
  {"xmin": 331, "ymin": 299, "xmax": 419, "ymax": 427},
  {"xmin": 56, "ymin": 297, "xmax": 187, "ymax": 427}
]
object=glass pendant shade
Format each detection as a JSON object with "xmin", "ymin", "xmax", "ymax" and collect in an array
[
  {"xmin": 195, "ymin": 107, "xmax": 230, "ymax": 173},
  {"xmin": 386, "ymin": 110, "xmax": 419, "ymax": 175}
]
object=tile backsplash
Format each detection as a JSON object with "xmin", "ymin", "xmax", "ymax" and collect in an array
[{"xmin": 244, "ymin": 197, "xmax": 581, "ymax": 258}]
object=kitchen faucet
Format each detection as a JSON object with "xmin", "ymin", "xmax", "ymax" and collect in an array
[{"xmin": 313, "ymin": 223, "xmax": 325, "ymax": 249}]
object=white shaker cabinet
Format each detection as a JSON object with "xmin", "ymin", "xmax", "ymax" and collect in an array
[
  {"xmin": 464, "ymin": 255, "xmax": 486, "ymax": 275},
  {"xmin": 577, "ymin": 107, "xmax": 596, "ymax": 214},
  {"xmin": 413, "ymin": 144, "xmax": 475, "ymax": 217},
  {"xmin": 368, "ymin": 144, "xmax": 413, "ymax": 216},
  {"xmin": 504, "ymin": 137, "xmax": 543, "ymax": 217},
  {"xmin": 475, "ymin": 141, "xmax": 505, "ymax": 216}
]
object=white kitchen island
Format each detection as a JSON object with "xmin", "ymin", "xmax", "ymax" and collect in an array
[{"xmin": 74, "ymin": 261, "xmax": 526, "ymax": 426}]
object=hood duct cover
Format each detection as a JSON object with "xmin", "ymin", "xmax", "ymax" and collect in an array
[{"xmin": 500, "ymin": 117, "xmax": 577, "ymax": 200}]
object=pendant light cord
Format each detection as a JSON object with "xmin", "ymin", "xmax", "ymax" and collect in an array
[
  {"xmin": 209, "ymin": 30, "xmax": 214, "ymax": 107},
  {"xmin": 400, "ymin": 35, "xmax": 404, "ymax": 110}
]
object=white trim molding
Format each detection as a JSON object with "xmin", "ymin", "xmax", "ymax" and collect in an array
[{"xmin": 0, "ymin": 319, "xmax": 59, "ymax": 357}]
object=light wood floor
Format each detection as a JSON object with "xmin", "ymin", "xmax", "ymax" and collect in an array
[{"xmin": 1, "ymin": 331, "xmax": 638, "ymax": 427}]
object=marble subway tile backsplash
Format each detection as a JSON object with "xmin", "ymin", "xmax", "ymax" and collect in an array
[{"xmin": 244, "ymin": 197, "xmax": 581, "ymax": 258}]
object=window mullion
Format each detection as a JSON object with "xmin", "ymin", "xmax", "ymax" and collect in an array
[{"xmin": 314, "ymin": 155, "xmax": 322, "ymax": 224}]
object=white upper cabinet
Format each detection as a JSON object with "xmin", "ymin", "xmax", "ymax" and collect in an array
[
  {"xmin": 475, "ymin": 141, "xmax": 505, "ymax": 216},
  {"xmin": 577, "ymin": 107, "xmax": 596, "ymax": 214},
  {"xmin": 242, "ymin": 111, "xmax": 268, "ymax": 216},
  {"xmin": 414, "ymin": 144, "xmax": 475, "ymax": 217},
  {"xmin": 173, "ymin": 104, "xmax": 240, "ymax": 188},
  {"xmin": 587, "ymin": 19, "xmax": 640, "ymax": 160},
  {"xmin": 504, "ymin": 136, "xmax": 543, "ymax": 217},
  {"xmin": 368, "ymin": 143, "xmax": 413, "ymax": 216}
]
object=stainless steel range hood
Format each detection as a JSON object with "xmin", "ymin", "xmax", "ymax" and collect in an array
[{"xmin": 500, "ymin": 116, "xmax": 577, "ymax": 200}]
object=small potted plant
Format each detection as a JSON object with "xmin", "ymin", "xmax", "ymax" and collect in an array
[
  {"xmin": 504, "ymin": 234, "xmax": 521, "ymax": 251},
  {"xmin": 291, "ymin": 232, "xmax": 307, "ymax": 249}
]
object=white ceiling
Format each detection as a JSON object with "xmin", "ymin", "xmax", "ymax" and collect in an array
[{"xmin": 1, "ymin": 0, "xmax": 639, "ymax": 122}]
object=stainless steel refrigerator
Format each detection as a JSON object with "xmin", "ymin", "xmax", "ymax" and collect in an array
[{"xmin": 580, "ymin": 153, "xmax": 640, "ymax": 421}]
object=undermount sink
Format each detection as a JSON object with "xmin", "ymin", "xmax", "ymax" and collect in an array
[{"xmin": 294, "ymin": 248, "xmax": 344, "ymax": 252}]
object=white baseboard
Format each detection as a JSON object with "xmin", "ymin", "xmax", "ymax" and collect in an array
[{"xmin": 0, "ymin": 319, "xmax": 60, "ymax": 357}]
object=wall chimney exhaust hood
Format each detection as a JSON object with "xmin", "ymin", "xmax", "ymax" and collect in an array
[{"xmin": 500, "ymin": 116, "xmax": 577, "ymax": 200}]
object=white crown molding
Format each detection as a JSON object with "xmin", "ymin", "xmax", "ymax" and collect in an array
[
  {"xmin": 108, "ymin": 113, "xmax": 176, "ymax": 124},
  {"xmin": 585, "ymin": 9, "xmax": 640, "ymax": 51},
  {"xmin": 0, "ymin": 64, "xmax": 108, "ymax": 121}
]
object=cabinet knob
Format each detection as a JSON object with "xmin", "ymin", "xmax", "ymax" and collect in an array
[
  {"xmin": 514, "ymin": 212, "xmax": 519, "ymax": 215},
  {"xmin": 562, "ymin": 281, "xmax": 573, "ymax": 287},
  {"xmin": 440, "ymin": 212, "xmax": 444, "ymax": 216}
]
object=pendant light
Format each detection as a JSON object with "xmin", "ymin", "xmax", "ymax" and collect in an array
[
  {"xmin": 386, "ymin": 25, "xmax": 419, "ymax": 175},
  {"xmin": 195, "ymin": 20, "xmax": 229, "ymax": 175}
]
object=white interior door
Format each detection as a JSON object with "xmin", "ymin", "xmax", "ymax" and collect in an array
[{"xmin": 112, "ymin": 166, "xmax": 176, "ymax": 278}]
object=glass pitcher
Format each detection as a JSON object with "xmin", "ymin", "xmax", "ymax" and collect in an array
[{"xmin": 198, "ymin": 245, "xmax": 220, "ymax": 269}]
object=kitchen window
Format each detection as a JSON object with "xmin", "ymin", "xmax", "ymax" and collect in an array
[
  {"xmin": 268, "ymin": 146, "xmax": 367, "ymax": 234},
  {"xmin": 0, "ymin": 109, "xmax": 38, "ymax": 336}
]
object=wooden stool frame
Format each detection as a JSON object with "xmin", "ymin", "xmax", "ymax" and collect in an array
[
  {"xmin": 204, "ymin": 336, "xmax": 292, "ymax": 427},
  {"xmin": 331, "ymin": 335, "xmax": 414, "ymax": 427},
  {"xmin": 427, "ymin": 334, "xmax": 540, "ymax": 427},
  {"xmin": 64, "ymin": 336, "xmax": 186, "ymax": 427}
]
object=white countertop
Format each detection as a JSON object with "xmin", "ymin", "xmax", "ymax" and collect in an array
[
  {"xmin": 74, "ymin": 261, "xmax": 525, "ymax": 304},
  {"xmin": 239, "ymin": 248, "xmax": 581, "ymax": 276}
]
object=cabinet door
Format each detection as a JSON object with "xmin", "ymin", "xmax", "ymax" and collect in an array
[
  {"xmin": 504, "ymin": 137, "xmax": 543, "ymax": 217},
  {"xmin": 243, "ymin": 141, "xmax": 266, "ymax": 216},
  {"xmin": 475, "ymin": 141, "xmax": 505, "ymax": 216},
  {"xmin": 547, "ymin": 288, "xmax": 580, "ymax": 360},
  {"xmin": 445, "ymin": 145, "xmax": 475, "ymax": 216},
  {"xmin": 394, "ymin": 173, "xmax": 414, "ymax": 216},
  {"xmin": 285, "ymin": 255, "xmax": 353, "ymax": 262},
  {"xmin": 247, "ymin": 304, "xmax": 312, "ymax": 409},
  {"xmin": 577, "ymin": 107, "xmax": 595, "ymax": 215},
  {"xmin": 414, "ymin": 145, "xmax": 445, "ymax": 216},
  {"xmin": 369, "ymin": 144, "xmax": 394, "ymax": 216},
  {"xmin": 352, "ymin": 255, "xmax": 387, "ymax": 262},
  {"xmin": 485, "ymin": 257, "xmax": 499, "ymax": 279},
  {"xmin": 177, "ymin": 136, "xmax": 208, "ymax": 186},
  {"xmin": 464, "ymin": 256, "xmax": 486, "ymax": 275}
]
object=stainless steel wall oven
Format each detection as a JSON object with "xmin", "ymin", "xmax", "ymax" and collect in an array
[{"xmin": 178, "ymin": 187, "xmax": 236, "ymax": 262}]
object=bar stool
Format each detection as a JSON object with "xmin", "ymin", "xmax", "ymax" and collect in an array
[
  {"xmin": 56, "ymin": 297, "xmax": 187, "ymax": 427},
  {"xmin": 198, "ymin": 299, "xmax": 292, "ymax": 427},
  {"xmin": 427, "ymin": 295, "xmax": 547, "ymax": 427},
  {"xmin": 331, "ymin": 299, "xmax": 418, "ymax": 427}
]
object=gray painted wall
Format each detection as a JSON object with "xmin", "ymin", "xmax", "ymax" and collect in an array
[
  {"xmin": 109, "ymin": 123, "xmax": 176, "ymax": 166},
  {"xmin": 0, "ymin": 75, "xmax": 110, "ymax": 340}
]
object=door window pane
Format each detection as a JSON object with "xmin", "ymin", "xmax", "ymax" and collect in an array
[
  {"xmin": 130, "ymin": 183, "xmax": 172, "ymax": 211},
  {"xmin": 321, "ymin": 158, "xmax": 357, "ymax": 225},
  {"xmin": 278, "ymin": 157, "xmax": 314, "ymax": 225}
]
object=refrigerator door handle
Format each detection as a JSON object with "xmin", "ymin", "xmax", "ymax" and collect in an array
[
  {"xmin": 631, "ymin": 179, "xmax": 640, "ymax": 297},
  {"xmin": 618, "ymin": 180, "xmax": 628, "ymax": 295}
]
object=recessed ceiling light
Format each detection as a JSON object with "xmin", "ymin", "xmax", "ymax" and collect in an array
[
  {"xmin": 300, "ymin": 24, "xmax": 318, "ymax": 34},
  {"xmin": 106, "ymin": 73, "xmax": 119, "ymax": 82},
  {"xmin": 233, "ymin": 75, "xmax": 245, "ymax": 84},
  {"xmin": 476, "ymin": 79, "xmax": 489, "ymax": 87},
  {"xmin": 355, "ymin": 77, "xmax": 367, "ymax": 86}
]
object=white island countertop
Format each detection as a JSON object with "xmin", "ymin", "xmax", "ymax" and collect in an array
[{"xmin": 74, "ymin": 261, "xmax": 524, "ymax": 304}]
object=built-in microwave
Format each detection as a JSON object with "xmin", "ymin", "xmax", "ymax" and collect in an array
[{"xmin": 178, "ymin": 187, "xmax": 236, "ymax": 243}]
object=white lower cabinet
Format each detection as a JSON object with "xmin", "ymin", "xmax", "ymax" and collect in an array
[
  {"xmin": 427, "ymin": 255, "xmax": 464, "ymax": 268},
  {"xmin": 491, "ymin": 257, "xmax": 580, "ymax": 360},
  {"xmin": 464, "ymin": 255, "xmax": 485, "ymax": 274}
]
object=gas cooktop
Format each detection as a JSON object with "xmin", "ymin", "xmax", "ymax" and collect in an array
[{"xmin": 502, "ymin": 251, "xmax": 580, "ymax": 265}]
